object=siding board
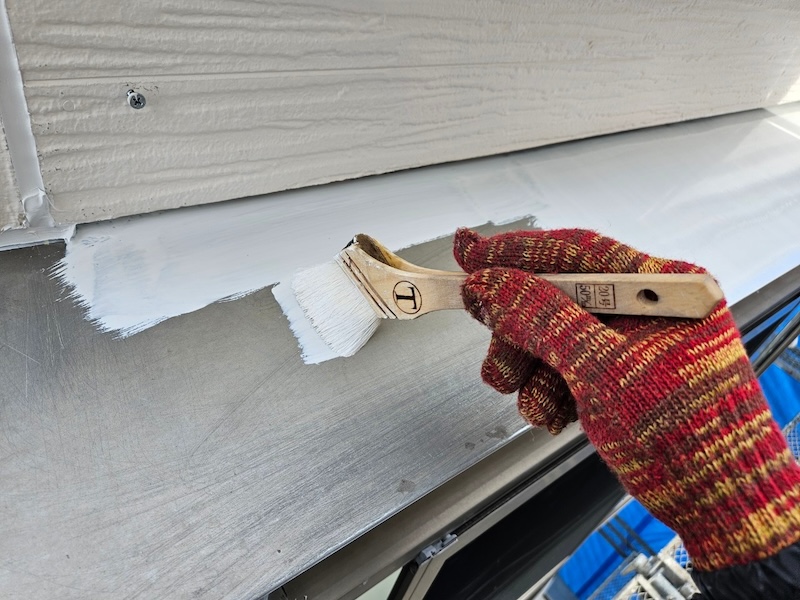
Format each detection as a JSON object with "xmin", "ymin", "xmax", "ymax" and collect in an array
[
  {"xmin": 8, "ymin": 1, "xmax": 800, "ymax": 81},
  {"xmin": 8, "ymin": 0, "xmax": 800, "ymax": 223}
]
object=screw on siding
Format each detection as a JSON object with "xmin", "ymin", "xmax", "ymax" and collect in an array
[{"xmin": 127, "ymin": 89, "xmax": 146, "ymax": 109}]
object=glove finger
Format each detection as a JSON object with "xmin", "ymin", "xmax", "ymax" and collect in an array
[
  {"xmin": 517, "ymin": 364, "xmax": 578, "ymax": 435},
  {"xmin": 481, "ymin": 334, "xmax": 578, "ymax": 434},
  {"xmin": 462, "ymin": 267, "xmax": 626, "ymax": 377},
  {"xmin": 482, "ymin": 336, "xmax": 536, "ymax": 394},
  {"xmin": 454, "ymin": 227, "xmax": 705, "ymax": 275}
]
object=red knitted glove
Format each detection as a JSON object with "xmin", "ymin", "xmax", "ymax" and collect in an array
[
  {"xmin": 456, "ymin": 228, "xmax": 800, "ymax": 573},
  {"xmin": 455, "ymin": 230, "xmax": 581, "ymax": 433}
]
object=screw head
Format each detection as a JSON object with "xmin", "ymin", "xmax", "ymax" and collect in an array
[{"xmin": 127, "ymin": 90, "xmax": 146, "ymax": 109}]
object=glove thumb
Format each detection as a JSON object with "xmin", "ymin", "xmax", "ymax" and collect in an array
[{"xmin": 462, "ymin": 267, "xmax": 626, "ymax": 377}]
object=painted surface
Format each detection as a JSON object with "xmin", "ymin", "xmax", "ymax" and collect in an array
[
  {"xmin": 5, "ymin": 0, "xmax": 799, "ymax": 81},
  {"xmin": 54, "ymin": 175, "xmax": 534, "ymax": 337},
  {"xmin": 0, "ymin": 222, "xmax": 74, "ymax": 250},
  {"xmin": 0, "ymin": 0, "xmax": 23, "ymax": 230},
  {"xmin": 0, "ymin": 0, "xmax": 73, "ymax": 245},
  {"xmin": 0, "ymin": 0, "xmax": 51, "ymax": 231},
  {"xmin": 55, "ymin": 106, "xmax": 800, "ymax": 351},
  {"xmin": 0, "ymin": 114, "xmax": 21, "ymax": 230},
  {"xmin": 6, "ymin": 0, "xmax": 800, "ymax": 223}
]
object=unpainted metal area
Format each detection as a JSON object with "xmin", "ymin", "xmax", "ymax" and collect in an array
[{"xmin": 0, "ymin": 235, "xmax": 535, "ymax": 599}]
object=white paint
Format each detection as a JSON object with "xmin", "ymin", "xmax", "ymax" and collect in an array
[
  {"xmin": 54, "ymin": 171, "xmax": 533, "ymax": 338},
  {"xmin": 271, "ymin": 281, "xmax": 340, "ymax": 364},
  {"xmin": 0, "ymin": 0, "xmax": 51, "ymax": 229},
  {"xmin": 55, "ymin": 105, "xmax": 800, "ymax": 352},
  {"xmin": 287, "ymin": 260, "xmax": 380, "ymax": 363},
  {"xmin": 0, "ymin": 222, "xmax": 74, "ymax": 250},
  {"xmin": 0, "ymin": 113, "xmax": 21, "ymax": 230}
]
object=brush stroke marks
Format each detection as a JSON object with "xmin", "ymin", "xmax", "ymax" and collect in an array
[
  {"xmin": 54, "ymin": 105, "xmax": 800, "ymax": 359},
  {"xmin": 53, "ymin": 166, "xmax": 540, "ymax": 338},
  {"xmin": 271, "ymin": 281, "xmax": 340, "ymax": 364}
]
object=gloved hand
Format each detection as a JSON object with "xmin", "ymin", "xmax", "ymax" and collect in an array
[{"xmin": 455, "ymin": 228, "xmax": 800, "ymax": 580}]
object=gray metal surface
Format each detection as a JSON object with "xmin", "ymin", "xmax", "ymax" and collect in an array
[
  {"xmin": 280, "ymin": 425, "xmax": 587, "ymax": 600},
  {"xmin": 387, "ymin": 442, "xmax": 597, "ymax": 600},
  {"xmin": 0, "ymin": 236, "xmax": 531, "ymax": 599}
]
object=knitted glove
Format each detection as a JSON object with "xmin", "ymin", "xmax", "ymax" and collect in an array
[
  {"xmin": 455, "ymin": 228, "xmax": 800, "ymax": 574},
  {"xmin": 455, "ymin": 231, "xmax": 583, "ymax": 433}
]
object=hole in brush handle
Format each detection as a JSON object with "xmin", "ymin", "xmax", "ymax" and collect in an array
[{"xmin": 637, "ymin": 288, "xmax": 659, "ymax": 304}]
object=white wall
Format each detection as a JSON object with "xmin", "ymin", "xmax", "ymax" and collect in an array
[{"xmin": 5, "ymin": 0, "xmax": 800, "ymax": 226}]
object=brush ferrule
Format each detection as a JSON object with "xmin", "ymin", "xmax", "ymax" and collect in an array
[
  {"xmin": 336, "ymin": 242, "xmax": 467, "ymax": 321},
  {"xmin": 335, "ymin": 250, "xmax": 400, "ymax": 319}
]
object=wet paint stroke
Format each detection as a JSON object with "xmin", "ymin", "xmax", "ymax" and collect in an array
[
  {"xmin": 53, "ymin": 165, "xmax": 542, "ymax": 338},
  {"xmin": 54, "ymin": 106, "xmax": 800, "ymax": 361}
]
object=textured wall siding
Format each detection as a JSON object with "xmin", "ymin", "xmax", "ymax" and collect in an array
[
  {"xmin": 0, "ymin": 115, "xmax": 22, "ymax": 230},
  {"xmin": 7, "ymin": 0, "xmax": 800, "ymax": 224}
]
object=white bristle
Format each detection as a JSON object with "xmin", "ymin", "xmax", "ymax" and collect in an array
[
  {"xmin": 271, "ymin": 280, "xmax": 339, "ymax": 364},
  {"xmin": 291, "ymin": 260, "xmax": 380, "ymax": 358}
]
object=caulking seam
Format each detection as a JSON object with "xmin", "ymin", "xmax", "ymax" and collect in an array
[{"xmin": 0, "ymin": 0, "xmax": 53, "ymax": 229}]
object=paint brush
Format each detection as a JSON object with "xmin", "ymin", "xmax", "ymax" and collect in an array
[{"xmin": 290, "ymin": 234, "xmax": 724, "ymax": 359}]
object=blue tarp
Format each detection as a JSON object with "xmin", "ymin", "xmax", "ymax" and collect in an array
[
  {"xmin": 761, "ymin": 357, "xmax": 800, "ymax": 428},
  {"xmin": 554, "ymin": 501, "xmax": 674, "ymax": 599}
]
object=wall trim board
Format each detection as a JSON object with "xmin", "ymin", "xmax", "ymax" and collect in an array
[
  {"xmin": 0, "ymin": 115, "xmax": 22, "ymax": 230},
  {"xmin": 6, "ymin": 0, "xmax": 800, "ymax": 225},
  {"xmin": 0, "ymin": 0, "xmax": 50, "ymax": 230}
]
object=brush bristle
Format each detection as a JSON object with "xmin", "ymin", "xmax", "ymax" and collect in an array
[{"xmin": 292, "ymin": 260, "xmax": 380, "ymax": 358}]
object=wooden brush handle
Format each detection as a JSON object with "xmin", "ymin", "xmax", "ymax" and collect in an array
[
  {"xmin": 342, "ymin": 236, "xmax": 724, "ymax": 320},
  {"xmin": 533, "ymin": 272, "xmax": 722, "ymax": 319}
]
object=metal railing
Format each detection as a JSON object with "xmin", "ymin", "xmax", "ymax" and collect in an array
[
  {"xmin": 784, "ymin": 411, "xmax": 800, "ymax": 460},
  {"xmin": 586, "ymin": 537, "xmax": 697, "ymax": 600}
]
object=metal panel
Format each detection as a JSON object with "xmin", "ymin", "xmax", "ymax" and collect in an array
[
  {"xmin": 3, "ymin": 104, "xmax": 800, "ymax": 599},
  {"xmin": 0, "ymin": 237, "xmax": 531, "ymax": 599},
  {"xmin": 280, "ymin": 430, "xmax": 587, "ymax": 600}
]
